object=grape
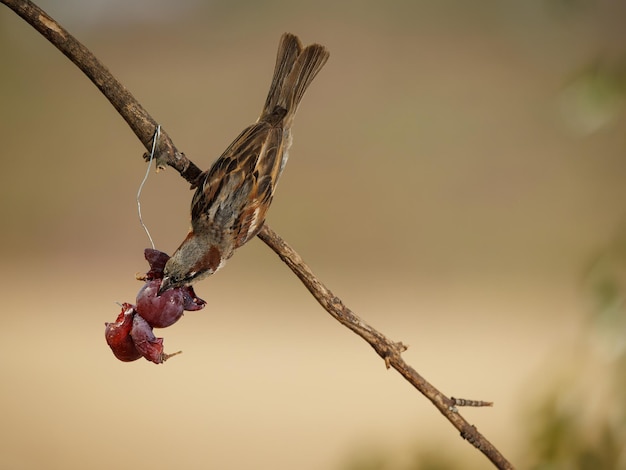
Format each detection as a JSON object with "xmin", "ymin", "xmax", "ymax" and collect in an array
[
  {"xmin": 130, "ymin": 314, "xmax": 180, "ymax": 364},
  {"xmin": 136, "ymin": 278, "xmax": 185, "ymax": 328},
  {"xmin": 181, "ymin": 285, "xmax": 206, "ymax": 311},
  {"xmin": 144, "ymin": 248, "xmax": 170, "ymax": 280},
  {"xmin": 104, "ymin": 303, "xmax": 142, "ymax": 362},
  {"xmin": 136, "ymin": 248, "xmax": 206, "ymax": 327}
]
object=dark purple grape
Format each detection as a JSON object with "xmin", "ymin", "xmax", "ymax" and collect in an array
[
  {"xmin": 144, "ymin": 248, "xmax": 170, "ymax": 280},
  {"xmin": 181, "ymin": 285, "xmax": 206, "ymax": 311},
  {"xmin": 136, "ymin": 278, "xmax": 185, "ymax": 328},
  {"xmin": 104, "ymin": 303, "xmax": 142, "ymax": 362},
  {"xmin": 130, "ymin": 314, "xmax": 180, "ymax": 364}
]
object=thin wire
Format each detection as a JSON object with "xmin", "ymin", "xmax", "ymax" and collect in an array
[{"xmin": 137, "ymin": 125, "xmax": 160, "ymax": 250}]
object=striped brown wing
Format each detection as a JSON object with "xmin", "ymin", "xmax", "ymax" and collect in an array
[{"xmin": 191, "ymin": 121, "xmax": 284, "ymax": 249}]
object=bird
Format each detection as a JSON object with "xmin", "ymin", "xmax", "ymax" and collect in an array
[{"xmin": 159, "ymin": 33, "xmax": 329, "ymax": 293}]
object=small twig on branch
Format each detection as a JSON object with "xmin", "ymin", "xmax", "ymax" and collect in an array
[
  {"xmin": 1, "ymin": 1, "xmax": 514, "ymax": 468},
  {"xmin": 451, "ymin": 397, "xmax": 494, "ymax": 408}
]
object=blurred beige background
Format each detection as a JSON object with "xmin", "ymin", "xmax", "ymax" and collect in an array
[{"xmin": 1, "ymin": 1, "xmax": 625, "ymax": 469}]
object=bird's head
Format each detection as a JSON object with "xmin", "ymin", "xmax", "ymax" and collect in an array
[{"xmin": 159, "ymin": 233, "xmax": 223, "ymax": 294}]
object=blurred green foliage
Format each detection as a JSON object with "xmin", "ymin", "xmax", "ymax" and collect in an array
[
  {"xmin": 342, "ymin": 232, "xmax": 626, "ymax": 468},
  {"xmin": 558, "ymin": 62, "xmax": 626, "ymax": 135},
  {"xmin": 342, "ymin": 446, "xmax": 460, "ymax": 470},
  {"xmin": 522, "ymin": 232, "xmax": 626, "ymax": 469}
]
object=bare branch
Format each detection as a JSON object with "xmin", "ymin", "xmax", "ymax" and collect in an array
[
  {"xmin": 257, "ymin": 225, "xmax": 513, "ymax": 469},
  {"xmin": 1, "ymin": 1, "xmax": 514, "ymax": 468}
]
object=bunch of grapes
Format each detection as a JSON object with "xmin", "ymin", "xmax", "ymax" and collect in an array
[{"xmin": 105, "ymin": 249, "xmax": 206, "ymax": 364}]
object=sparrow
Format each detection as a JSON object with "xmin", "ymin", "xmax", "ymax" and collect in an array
[{"xmin": 159, "ymin": 33, "xmax": 329, "ymax": 293}]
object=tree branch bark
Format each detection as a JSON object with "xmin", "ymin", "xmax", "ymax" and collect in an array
[{"xmin": 1, "ymin": 1, "xmax": 514, "ymax": 468}]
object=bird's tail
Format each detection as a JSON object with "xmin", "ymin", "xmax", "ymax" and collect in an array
[{"xmin": 260, "ymin": 33, "xmax": 329, "ymax": 124}]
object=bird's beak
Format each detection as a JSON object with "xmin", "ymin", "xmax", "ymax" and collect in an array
[{"xmin": 158, "ymin": 276, "xmax": 173, "ymax": 295}]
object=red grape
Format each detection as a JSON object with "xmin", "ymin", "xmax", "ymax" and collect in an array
[
  {"xmin": 104, "ymin": 303, "xmax": 142, "ymax": 362},
  {"xmin": 130, "ymin": 314, "xmax": 180, "ymax": 364}
]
